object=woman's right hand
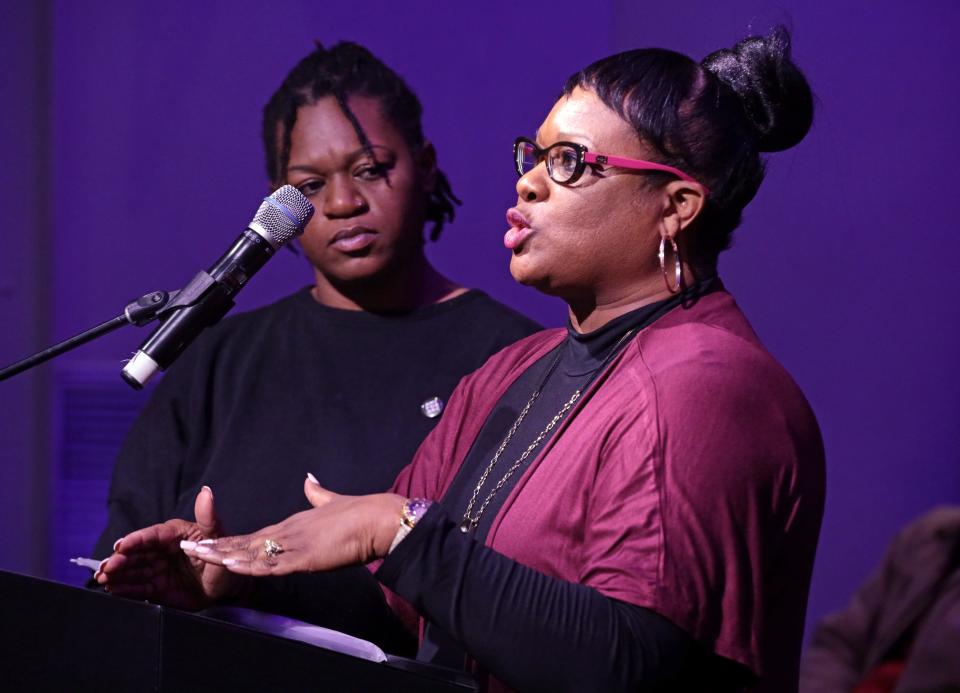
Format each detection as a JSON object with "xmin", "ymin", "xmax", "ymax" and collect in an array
[{"xmin": 95, "ymin": 486, "xmax": 249, "ymax": 611}]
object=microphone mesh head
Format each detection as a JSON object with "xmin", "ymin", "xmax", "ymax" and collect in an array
[{"xmin": 251, "ymin": 185, "xmax": 315, "ymax": 246}]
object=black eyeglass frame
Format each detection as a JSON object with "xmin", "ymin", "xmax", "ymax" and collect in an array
[
  {"xmin": 513, "ymin": 136, "xmax": 708, "ymax": 192},
  {"xmin": 514, "ymin": 137, "xmax": 595, "ymax": 184}
]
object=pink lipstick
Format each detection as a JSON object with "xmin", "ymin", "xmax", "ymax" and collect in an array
[{"xmin": 504, "ymin": 208, "xmax": 532, "ymax": 250}]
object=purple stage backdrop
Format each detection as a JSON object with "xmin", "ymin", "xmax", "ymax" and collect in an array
[{"xmin": 1, "ymin": 0, "xmax": 958, "ymax": 652}]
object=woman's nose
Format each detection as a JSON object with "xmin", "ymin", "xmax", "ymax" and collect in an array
[
  {"xmin": 323, "ymin": 177, "xmax": 367, "ymax": 218},
  {"xmin": 516, "ymin": 166, "xmax": 548, "ymax": 203}
]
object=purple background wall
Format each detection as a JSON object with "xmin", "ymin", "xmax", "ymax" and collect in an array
[{"xmin": 1, "ymin": 0, "xmax": 957, "ymax": 651}]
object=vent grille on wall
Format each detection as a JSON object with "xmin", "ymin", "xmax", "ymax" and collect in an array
[{"xmin": 50, "ymin": 362, "xmax": 152, "ymax": 585}]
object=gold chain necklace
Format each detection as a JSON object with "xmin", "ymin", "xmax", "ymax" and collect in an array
[{"xmin": 459, "ymin": 328, "xmax": 636, "ymax": 533}]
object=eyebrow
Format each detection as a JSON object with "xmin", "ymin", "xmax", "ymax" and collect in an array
[
  {"xmin": 534, "ymin": 129, "xmax": 596, "ymax": 148},
  {"xmin": 286, "ymin": 145, "xmax": 395, "ymax": 174}
]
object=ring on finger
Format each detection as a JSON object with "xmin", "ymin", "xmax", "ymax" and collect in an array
[{"xmin": 264, "ymin": 539, "xmax": 284, "ymax": 558}]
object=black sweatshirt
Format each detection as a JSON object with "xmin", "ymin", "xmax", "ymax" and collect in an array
[{"xmin": 92, "ymin": 287, "xmax": 540, "ymax": 651}]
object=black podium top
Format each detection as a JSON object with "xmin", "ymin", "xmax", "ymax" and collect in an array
[{"xmin": 0, "ymin": 570, "xmax": 477, "ymax": 692}]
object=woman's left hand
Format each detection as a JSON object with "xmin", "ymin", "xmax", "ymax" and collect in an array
[{"xmin": 181, "ymin": 475, "xmax": 406, "ymax": 576}]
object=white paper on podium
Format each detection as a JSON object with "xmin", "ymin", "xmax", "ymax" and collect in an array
[
  {"xmin": 282, "ymin": 623, "xmax": 388, "ymax": 662},
  {"xmin": 201, "ymin": 607, "xmax": 389, "ymax": 663}
]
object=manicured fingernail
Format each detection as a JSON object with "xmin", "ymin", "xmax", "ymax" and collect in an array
[
  {"xmin": 180, "ymin": 540, "xmax": 197, "ymax": 550},
  {"xmin": 307, "ymin": 472, "xmax": 319, "ymax": 485},
  {"xmin": 198, "ymin": 539, "xmax": 215, "ymax": 545},
  {"xmin": 193, "ymin": 545, "xmax": 211, "ymax": 554},
  {"xmin": 98, "ymin": 558, "xmax": 109, "ymax": 572},
  {"xmin": 202, "ymin": 485, "xmax": 213, "ymax": 497},
  {"xmin": 93, "ymin": 570, "xmax": 102, "ymax": 581},
  {"xmin": 222, "ymin": 558, "xmax": 237, "ymax": 566},
  {"xmin": 113, "ymin": 538, "xmax": 123, "ymax": 552}
]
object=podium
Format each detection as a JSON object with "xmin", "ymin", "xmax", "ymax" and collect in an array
[{"xmin": 0, "ymin": 570, "xmax": 477, "ymax": 692}]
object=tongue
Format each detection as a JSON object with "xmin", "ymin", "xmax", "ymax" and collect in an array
[{"xmin": 504, "ymin": 226, "xmax": 527, "ymax": 250}]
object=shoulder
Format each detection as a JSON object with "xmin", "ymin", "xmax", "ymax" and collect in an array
[
  {"xmin": 413, "ymin": 291, "xmax": 544, "ymax": 376},
  {"xmin": 458, "ymin": 328, "xmax": 565, "ymax": 390},
  {"xmin": 443, "ymin": 290, "xmax": 542, "ymax": 338},
  {"xmin": 866, "ymin": 506, "xmax": 960, "ymax": 593},
  {"xmin": 633, "ymin": 291, "xmax": 808, "ymax": 409},
  {"xmin": 155, "ymin": 288, "xmax": 311, "ymax": 386},
  {"xmin": 889, "ymin": 506, "xmax": 960, "ymax": 555},
  {"xmin": 203, "ymin": 287, "xmax": 312, "ymax": 341},
  {"xmin": 621, "ymin": 291, "xmax": 823, "ymax": 483},
  {"xmin": 202, "ymin": 286, "xmax": 315, "ymax": 344}
]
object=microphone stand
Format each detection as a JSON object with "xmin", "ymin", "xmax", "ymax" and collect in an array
[{"xmin": 0, "ymin": 289, "xmax": 178, "ymax": 383}]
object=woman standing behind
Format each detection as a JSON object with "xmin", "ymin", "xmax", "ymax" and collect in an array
[{"xmin": 92, "ymin": 42, "xmax": 539, "ymax": 650}]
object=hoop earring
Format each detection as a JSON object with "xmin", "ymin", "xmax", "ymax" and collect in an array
[{"xmin": 658, "ymin": 236, "xmax": 682, "ymax": 293}]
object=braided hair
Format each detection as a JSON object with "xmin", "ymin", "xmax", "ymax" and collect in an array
[
  {"xmin": 263, "ymin": 41, "xmax": 460, "ymax": 241},
  {"xmin": 563, "ymin": 26, "xmax": 814, "ymax": 268}
]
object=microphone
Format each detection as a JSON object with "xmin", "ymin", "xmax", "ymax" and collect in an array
[{"xmin": 121, "ymin": 185, "xmax": 314, "ymax": 389}]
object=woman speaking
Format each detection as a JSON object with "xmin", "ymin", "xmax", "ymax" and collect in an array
[{"xmin": 110, "ymin": 27, "xmax": 824, "ymax": 692}]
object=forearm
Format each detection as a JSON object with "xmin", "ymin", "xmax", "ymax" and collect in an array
[{"xmin": 376, "ymin": 507, "xmax": 696, "ymax": 692}]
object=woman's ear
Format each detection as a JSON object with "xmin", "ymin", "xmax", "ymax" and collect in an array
[
  {"xmin": 661, "ymin": 180, "xmax": 707, "ymax": 239},
  {"xmin": 416, "ymin": 141, "xmax": 438, "ymax": 193}
]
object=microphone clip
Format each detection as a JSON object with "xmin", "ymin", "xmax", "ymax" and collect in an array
[{"xmin": 122, "ymin": 269, "xmax": 233, "ymax": 328}]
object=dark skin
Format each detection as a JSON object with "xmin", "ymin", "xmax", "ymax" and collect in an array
[
  {"xmin": 177, "ymin": 87, "xmax": 709, "ymax": 579},
  {"xmin": 97, "ymin": 486, "xmax": 240, "ymax": 608},
  {"xmin": 507, "ymin": 87, "xmax": 707, "ymax": 333},
  {"xmin": 284, "ymin": 95, "xmax": 465, "ymax": 312},
  {"xmin": 102, "ymin": 480, "xmax": 404, "ymax": 599},
  {"xmin": 96, "ymin": 94, "xmax": 465, "ymax": 603},
  {"xmin": 180, "ymin": 477, "xmax": 404, "ymax": 578}
]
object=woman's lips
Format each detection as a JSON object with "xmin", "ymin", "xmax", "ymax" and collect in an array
[
  {"xmin": 504, "ymin": 208, "xmax": 532, "ymax": 250},
  {"xmin": 331, "ymin": 227, "xmax": 377, "ymax": 252}
]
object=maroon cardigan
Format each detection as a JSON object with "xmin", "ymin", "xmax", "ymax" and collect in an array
[{"xmin": 387, "ymin": 290, "xmax": 825, "ymax": 692}]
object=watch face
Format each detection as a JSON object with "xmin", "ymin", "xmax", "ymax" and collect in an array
[{"xmin": 405, "ymin": 498, "xmax": 432, "ymax": 523}]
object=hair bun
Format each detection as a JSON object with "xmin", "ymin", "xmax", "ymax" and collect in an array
[{"xmin": 701, "ymin": 26, "xmax": 813, "ymax": 152}]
